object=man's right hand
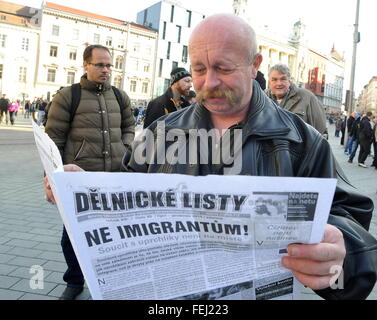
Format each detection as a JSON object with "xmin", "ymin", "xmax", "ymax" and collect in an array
[{"xmin": 44, "ymin": 164, "xmax": 84, "ymax": 204}]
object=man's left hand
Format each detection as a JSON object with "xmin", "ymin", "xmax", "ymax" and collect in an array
[{"xmin": 281, "ymin": 224, "xmax": 346, "ymax": 290}]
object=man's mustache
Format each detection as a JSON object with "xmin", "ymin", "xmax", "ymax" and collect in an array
[{"xmin": 196, "ymin": 89, "xmax": 237, "ymax": 106}]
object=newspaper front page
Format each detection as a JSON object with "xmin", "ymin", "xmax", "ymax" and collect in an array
[{"xmin": 32, "ymin": 122, "xmax": 337, "ymax": 300}]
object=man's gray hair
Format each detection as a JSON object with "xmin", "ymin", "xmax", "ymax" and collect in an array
[{"xmin": 268, "ymin": 64, "xmax": 291, "ymax": 78}]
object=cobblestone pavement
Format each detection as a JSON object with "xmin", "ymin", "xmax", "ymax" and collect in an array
[{"xmin": 0, "ymin": 116, "xmax": 376, "ymax": 300}]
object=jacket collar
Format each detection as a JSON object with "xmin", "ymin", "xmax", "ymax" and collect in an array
[
  {"xmin": 80, "ymin": 74, "xmax": 111, "ymax": 93},
  {"xmin": 170, "ymin": 82, "xmax": 302, "ymax": 143}
]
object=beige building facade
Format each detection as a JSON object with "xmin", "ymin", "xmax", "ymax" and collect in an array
[
  {"xmin": 0, "ymin": 1, "xmax": 41, "ymax": 102},
  {"xmin": 357, "ymin": 77, "xmax": 377, "ymax": 115},
  {"xmin": 37, "ymin": 2, "xmax": 158, "ymax": 106},
  {"xmin": 0, "ymin": 0, "xmax": 158, "ymax": 106},
  {"xmin": 232, "ymin": 0, "xmax": 346, "ymax": 114}
]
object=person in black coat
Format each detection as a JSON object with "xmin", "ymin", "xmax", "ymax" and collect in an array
[
  {"xmin": 348, "ymin": 113, "xmax": 361, "ymax": 163},
  {"xmin": 357, "ymin": 112, "xmax": 374, "ymax": 167},
  {"xmin": 372, "ymin": 116, "xmax": 377, "ymax": 169},
  {"xmin": 143, "ymin": 67, "xmax": 192, "ymax": 128},
  {"xmin": 255, "ymin": 71, "xmax": 266, "ymax": 90}
]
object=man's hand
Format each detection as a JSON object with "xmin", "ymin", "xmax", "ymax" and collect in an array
[
  {"xmin": 44, "ymin": 164, "xmax": 84, "ymax": 204},
  {"xmin": 281, "ymin": 224, "xmax": 346, "ymax": 290}
]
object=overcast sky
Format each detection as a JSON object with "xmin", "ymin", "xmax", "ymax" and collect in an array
[{"xmin": 7, "ymin": 0, "xmax": 377, "ymax": 97}]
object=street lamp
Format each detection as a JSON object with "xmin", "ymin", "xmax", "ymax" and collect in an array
[{"xmin": 347, "ymin": 0, "xmax": 361, "ymax": 114}]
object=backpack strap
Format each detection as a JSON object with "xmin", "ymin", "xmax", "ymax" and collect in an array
[
  {"xmin": 111, "ymin": 86, "xmax": 125, "ymax": 113},
  {"xmin": 70, "ymin": 83, "xmax": 81, "ymax": 123}
]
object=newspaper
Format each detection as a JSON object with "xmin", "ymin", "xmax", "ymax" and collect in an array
[{"xmin": 32, "ymin": 122, "xmax": 337, "ymax": 300}]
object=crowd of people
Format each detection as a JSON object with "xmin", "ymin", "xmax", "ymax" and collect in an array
[
  {"xmin": 334, "ymin": 111, "xmax": 377, "ymax": 169},
  {"xmin": 2, "ymin": 13, "xmax": 377, "ymax": 301},
  {"xmin": 0, "ymin": 94, "xmax": 21, "ymax": 126},
  {"xmin": 0, "ymin": 94, "xmax": 49, "ymax": 126}
]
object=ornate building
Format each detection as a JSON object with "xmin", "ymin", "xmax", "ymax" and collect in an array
[
  {"xmin": 232, "ymin": 0, "xmax": 346, "ymax": 115},
  {"xmin": 0, "ymin": 0, "xmax": 158, "ymax": 106},
  {"xmin": 0, "ymin": 1, "xmax": 41, "ymax": 102},
  {"xmin": 356, "ymin": 77, "xmax": 377, "ymax": 115}
]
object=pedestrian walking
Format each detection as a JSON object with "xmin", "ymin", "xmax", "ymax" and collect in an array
[
  {"xmin": 357, "ymin": 112, "xmax": 374, "ymax": 168},
  {"xmin": 8, "ymin": 100, "xmax": 19, "ymax": 125},
  {"xmin": 335, "ymin": 117, "xmax": 342, "ymax": 137},
  {"xmin": 36, "ymin": 99, "xmax": 47, "ymax": 126},
  {"xmin": 30, "ymin": 98, "xmax": 40, "ymax": 123},
  {"xmin": 345, "ymin": 112, "xmax": 357, "ymax": 154},
  {"xmin": 45, "ymin": 44, "xmax": 135, "ymax": 300},
  {"xmin": 340, "ymin": 116, "xmax": 347, "ymax": 145},
  {"xmin": 24, "ymin": 100, "xmax": 31, "ymax": 119},
  {"xmin": 348, "ymin": 113, "xmax": 361, "ymax": 163},
  {"xmin": 0, "ymin": 93, "xmax": 10, "ymax": 125},
  {"xmin": 372, "ymin": 116, "xmax": 377, "ymax": 169}
]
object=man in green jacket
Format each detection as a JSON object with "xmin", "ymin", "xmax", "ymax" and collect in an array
[
  {"xmin": 266, "ymin": 64, "xmax": 328, "ymax": 137},
  {"xmin": 45, "ymin": 44, "xmax": 135, "ymax": 299}
]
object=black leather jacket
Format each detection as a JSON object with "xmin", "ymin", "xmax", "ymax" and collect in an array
[
  {"xmin": 124, "ymin": 83, "xmax": 377, "ymax": 300},
  {"xmin": 143, "ymin": 87, "xmax": 190, "ymax": 128}
]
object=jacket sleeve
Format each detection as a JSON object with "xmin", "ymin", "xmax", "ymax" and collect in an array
[
  {"xmin": 143, "ymin": 99, "xmax": 165, "ymax": 129},
  {"xmin": 298, "ymin": 130, "xmax": 377, "ymax": 299},
  {"xmin": 307, "ymin": 94, "xmax": 327, "ymax": 135},
  {"xmin": 119, "ymin": 91, "xmax": 135, "ymax": 150},
  {"xmin": 45, "ymin": 88, "xmax": 72, "ymax": 157}
]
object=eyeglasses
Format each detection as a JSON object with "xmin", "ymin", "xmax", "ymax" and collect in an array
[{"xmin": 88, "ymin": 63, "xmax": 113, "ymax": 69}]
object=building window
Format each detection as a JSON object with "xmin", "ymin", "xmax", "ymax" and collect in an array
[
  {"xmin": 47, "ymin": 69, "xmax": 56, "ymax": 82},
  {"xmin": 145, "ymin": 46, "xmax": 152, "ymax": 55},
  {"xmin": 106, "ymin": 37, "xmax": 112, "ymax": 46},
  {"xmin": 130, "ymin": 80, "xmax": 137, "ymax": 92},
  {"xmin": 0, "ymin": 34, "xmax": 7, "ymax": 48},
  {"xmin": 144, "ymin": 63, "xmax": 150, "ymax": 73},
  {"xmin": 114, "ymin": 76, "xmax": 122, "ymax": 89},
  {"xmin": 0, "ymin": 64, "xmax": 3, "ymax": 79},
  {"xmin": 67, "ymin": 71, "xmax": 75, "ymax": 85},
  {"xmin": 1, "ymin": 15, "xmax": 7, "ymax": 21},
  {"xmin": 162, "ymin": 22, "xmax": 167, "ymax": 40},
  {"xmin": 118, "ymin": 39, "xmax": 124, "ymax": 49},
  {"xmin": 50, "ymin": 46, "xmax": 58, "ymax": 57},
  {"xmin": 69, "ymin": 49, "xmax": 77, "ymax": 60},
  {"xmin": 52, "ymin": 25, "xmax": 60, "ymax": 36},
  {"xmin": 142, "ymin": 82, "xmax": 148, "ymax": 94},
  {"xmin": 19, "ymin": 67, "xmax": 27, "ymax": 83},
  {"xmin": 176, "ymin": 25, "xmax": 181, "ymax": 43},
  {"xmin": 115, "ymin": 56, "xmax": 124, "ymax": 69},
  {"xmin": 93, "ymin": 33, "xmax": 100, "ymax": 44},
  {"xmin": 159, "ymin": 59, "xmax": 163, "ymax": 77},
  {"xmin": 186, "ymin": 10, "xmax": 192, "ymax": 27},
  {"xmin": 172, "ymin": 61, "xmax": 178, "ymax": 70},
  {"xmin": 164, "ymin": 78, "xmax": 170, "ymax": 92},
  {"xmin": 133, "ymin": 43, "xmax": 140, "ymax": 53},
  {"xmin": 167, "ymin": 42, "xmax": 171, "ymax": 59},
  {"xmin": 132, "ymin": 59, "xmax": 139, "ymax": 71},
  {"xmin": 73, "ymin": 29, "xmax": 79, "ymax": 40},
  {"xmin": 170, "ymin": 5, "xmax": 175, "ymax": 23},
  {"xmin": 21, "ymin": 38, "xmax": 29, "ymax": 51},
  {"xmin": 182, "ymin": 45, "xmax": 188, "ymax": 63}
]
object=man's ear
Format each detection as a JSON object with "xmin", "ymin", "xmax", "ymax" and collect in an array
[{"xmin": 251, "ymin": 54, "xmax": 263, "ymax": 78}]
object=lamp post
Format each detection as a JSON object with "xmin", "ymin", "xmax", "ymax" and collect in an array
[{"xmin": 347, "ymin": 0, "xmax": 361, "ymax": 114}]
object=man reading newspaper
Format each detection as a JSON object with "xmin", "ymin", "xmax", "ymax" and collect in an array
[{"xmin": 45, "ymin": 14, "xmax": 377, "ymax": 300}]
